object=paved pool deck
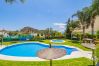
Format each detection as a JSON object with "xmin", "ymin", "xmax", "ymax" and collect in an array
[{"xmin": 0, "ymin": 43, "xmax": 92, "ymax": 61}]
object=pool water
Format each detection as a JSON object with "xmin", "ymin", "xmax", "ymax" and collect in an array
[
  {"xmin": 0, "ymin": 42, "xmax": 78, "ymax": 57},
  {"xmin": 51, "ymin": 39, "xmax": 65, "ymax": 43}
]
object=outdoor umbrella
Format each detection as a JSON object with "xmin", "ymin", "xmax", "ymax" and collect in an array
[{"xmin": 37, "ymin": 48, "xmax": 66, "ymax": 66}]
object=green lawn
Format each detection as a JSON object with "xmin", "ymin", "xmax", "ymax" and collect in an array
[
  {"xmin": 43, "ymin": 39, "xmax": 91, "ymax": 51},
  {"xmin": 0, "ymin": 57, "xmax": 92, "ymax": 66}
]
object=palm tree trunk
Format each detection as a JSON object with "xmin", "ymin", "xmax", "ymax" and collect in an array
[
  {"xmin": 92, "ymin": 49, "xmax": 95, "ymax": 66},
  {"xmin": 50, "ymin": 59, "xmax": 52, "ymax": 66},
  {"xmin": 91, "ymin": 19, "xmax": 95, "ymax": 40},
  {"xmin": 82, "ymin": 26, "xmax": 85, "ymax": 43},
  {"xmin": 91, "ymin": 19, "xmax": 95, "ymax": 66},
  {"xmin": 71, "ymin": 32, "xmax": 72, "ymax": 40},
  {"xmin": 1, "ymin": 38, "xmax": 3, "ymax": 45},
  {"xmin": 91, "ymin": 18, "xmax": 95, "ymax": 45}
]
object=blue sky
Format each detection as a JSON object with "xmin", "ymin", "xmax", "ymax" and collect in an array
[{"xmin": 0, "ymin": 0, "xmax": 92, "ymax": 32}]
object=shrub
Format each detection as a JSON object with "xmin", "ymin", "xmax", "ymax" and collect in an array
[
  {"xmin": 96, "ymin": 30, "xmax": 99, "ymax": 39},
  {"xmin": 85, "ymin": 33, "xmax": 96, "ymax": 38}
]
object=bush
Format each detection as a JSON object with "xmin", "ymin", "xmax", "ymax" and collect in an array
[
  {"xmin": 96, "ymin": 31, "xmax": 99, "ymax": 39},
  {"xmin": 85, "ymin": 33, "xmax": 96, "ymax": 38}
]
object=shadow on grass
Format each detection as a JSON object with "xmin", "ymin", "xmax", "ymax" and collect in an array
[
  {"xmin": 11, "ymin": 41, "xmax": 18, "ymax": 43},
  {"xmin": 39, "ymin": 40, "xmax": 44, "ymax": 42},
  {"xmin": 68, "ymin": 40, "xmax": 80, "ymax": 44},
  {"xmin": 72, "ymin": 40, "xmax": 80, "ymax": 43}
]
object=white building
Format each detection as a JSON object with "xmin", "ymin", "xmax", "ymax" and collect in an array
[
  {"xmin": 0, "ymin": 30, "xmax": 9, "ymax": 37},
  {"xmin": 30, "ymin": 32, "xmax": 45, "ymax": 38}
]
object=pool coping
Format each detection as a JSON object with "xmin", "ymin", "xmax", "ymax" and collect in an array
[{"xmin": 0, "ymin": 42, "xmax": 92, "ymax": 61}]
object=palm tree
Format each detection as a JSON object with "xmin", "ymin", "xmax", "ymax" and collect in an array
[
  {"xmin": 82, "ymin": 7, "xmax": 91, "ymax": 29},
  {"xmin": 88, "ymin": 8, "xmax": 97, "ymax": 39},
  {"xmin": 65, "ymin": 18, "xmax": 80, "ymax": 39},
  {"xmin": 89, "ymin": 0, "xmax": 99, "ymax": 39},
  {"xmin": 72, "ymin": 11, "xmax": 86, "ymax": 41},
  {"xmin": 89, "ymin": 1, "xmax": 99, "ymax": 66},
  {"xmin": 73, "ymin": 7, "xmax": 92, "ymax": 41}
]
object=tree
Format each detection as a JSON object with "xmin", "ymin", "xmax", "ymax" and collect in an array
[
  {"xmin": 82, "ymin": 7, "xmax": 91, "ymax": 29},
  {"xmin": 96, "ymin": 30, "xmax": 99, "ymax": 39},
  {"xmin": 0, "ymin": 35, "xmax": 3, "ymax": 45},
  {"xmin": 65, "ymin": 18, "xmax": 80, "ymax": 39},
  {"xmin": 89, "ymin": 0, "xmax": 99, "ymax": 39},
  {"xmin": 8, "ymin": 31, "xmax": 19, "ymax": 36},
  {"xmin": 72, "ymin": 8, "xmax": 91, "ymax": 40},
  {"xmin": 65, "ymin": 18, "xmax": 72, "ymax": 39},
  {"xmin": 73, "ymin": 11, "xmax": 85, "ymax": 40},
  {"xmin": 42, "ymin": 28, "xmax": 58, "ymax": 39}
]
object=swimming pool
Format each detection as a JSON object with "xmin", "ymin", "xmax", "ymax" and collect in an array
[
  {"xmin": 51, "ymin": 39, "xmax": 65, "ymax": 43},
  {"xmin": 0, "ymin": 42, "xmax": 77, "ymax": 57}
]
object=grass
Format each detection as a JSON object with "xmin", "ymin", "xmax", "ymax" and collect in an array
[
  {"xmin": 1, "ymin": 41, "xmax": 20, "ymax": 45},
  {"xmin": 1, "ymin": 41, "xmax": 39, "ymax": 45},
  {"xmin": 43, "ymin": 39, "xmax": 91, "ymax": 51},
  {"xmin": 0, "ymin": 57, "xmax": 92, "ymax": 66}
]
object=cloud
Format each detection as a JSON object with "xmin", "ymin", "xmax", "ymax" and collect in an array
[
  {"xmin": 53, "ymin": 23, "xmax": 66, "ymax": 32},
  {"xmin": 53, "ymin": 23, "xmax": 66, "ymax": 29},
  {"xmin": 53, "ymin": 23, "xmax": 66, "ymax": 26}
]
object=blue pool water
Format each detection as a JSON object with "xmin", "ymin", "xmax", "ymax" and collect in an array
[
  {"xmin": 0, "ymin": 42, "xmax": 78, "ymax": 57},
  {"xmin": 51, "ymin": 39, "xmax": 64, "ymax": 43}
]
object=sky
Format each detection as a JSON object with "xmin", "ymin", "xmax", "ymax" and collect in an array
[{"xmin": 0, "ymin": 0, "xmax": 92, "ymax": 32}]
